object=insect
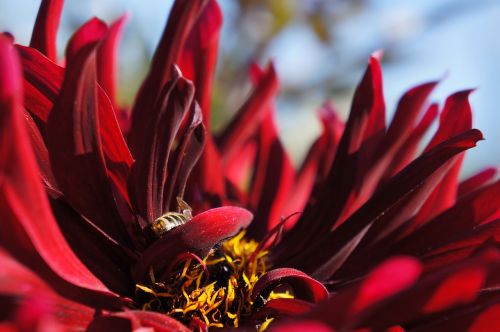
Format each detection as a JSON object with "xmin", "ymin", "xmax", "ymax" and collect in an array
[{"xmin": 149, "ymin": 197, "xmax": 193, "ymax": 238}]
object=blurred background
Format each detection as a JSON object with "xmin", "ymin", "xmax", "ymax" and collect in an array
[{"xmin": 1, "ymin": 0, "xmax": 499, "ymax": 176}]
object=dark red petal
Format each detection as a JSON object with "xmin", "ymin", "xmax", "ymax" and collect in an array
[
  {"xmin": 0, "ymin": 36, "xmax": 123, "ymax": 309},
  {"xmin": 187, "ymin": 135, "xmax": 227, "ymax": 209},
  {"xmin": 46, "ymin": 43, "xmax": 133, "ymax": 247},
  {"xmin": 129, "ymin": 0, "xmax": 208, "ymax": 156},
  {"xmin": 88, "ymin": 311, "xmax": 191, "ymax": 332},
  {"xmin": 178, "ymin": 0, "xmax": 222, "ymax": 127},
  {"xmin": 251, "ymin": 268, "xmax": 328, "ymax": 303},
  {"xmin": 338, "ymin": 81, "xmax": 438, "ymax": 223},
  {"xmin": 29, "ymin": 0, "xmax": 64, "ymax": 62},
  {"xmin": 217, "ymin": 62, "xmax": 279, "ymax": 163},
  {"xmin": 282, "ymin": 129, "xmax": 483, "ymax": 278},
  {"xmin": 417, "ymin": 219, "xmax": 500, "ymax": 272},
  {"xmin": 246, "ymin": 112, "xmax": 295, "ymax": 239},
  {"xmin": 50, "ymin": 197, "xmax": 137, "ymax": 296},
  {"xmin": 163, "ymin": 102, "xmax": 206, "ymax": 211},
  {"xmin": 16, "ymin": 44, "xmax": 64, "ymax": 136},
  {"xmin": 127, "ymin": 68, "xmax": 194, "ymax": 224},
  {"xmin": 395, "ymin": 180, "xmax": 500, "ymax": 256},
  {"xmin": 469, "ymin": 304, "xmax": 500, "ymax": 332},
  {"xmin": 260, "ymin": 298, "xmax": 315, "ymax": 318},
  {"xmin": 97, "ymin": 15, "xmax": 128, "ymax": 110},
  {"xmin": 409, "ymin": 90, "xmax": 474, "ymax": 229},
  {"xmin": 24, "ymin": 113, "xmax": 58, "ymax": 192},
  {"xmin": 133, "ymin": 207, "xmax": 252, "ymax": 282},
  {"xmin": 273, "ymin": 54, "xmax": 384, "ymax": 265},
  {"xmin": 269, "ymin": 320, "xmax": 334, "ymax": 332},
  {"xmin": 353, "ymin": 250, "xmax": 499, "ymax": 330},
  {"xmin": 383, "ymin": 103, "xmax": 439, "ymax": 178},
  {"xmin": 305, "ymin": 257, "xmax": 421, "ymax": 329},
  {"xmin": 65, "ymin": 17, "xmax": 108, "ymax": 65},
  {"xmin": 458, "ymin": 167, "xmax": 498, "ymax": 198}
]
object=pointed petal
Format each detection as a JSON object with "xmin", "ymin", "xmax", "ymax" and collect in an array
[
  {"xmin": 129, "ymin": 0, "xmax": 208, "ymax": 156},
  {"xmin": 217, "ymin": 62, "xmax": 279, "ymax": 162},
  {"xmin": 410, "ymin": 90, "xmax": 474, "ymax": 228},
  {"xmin": 65, "ymin": 17, "xmax": 108, "ymax": 65},
  {"xmin": 338, "ymin": 81, "xmax": 438, "ymax": 223},
  {"xmin": 283, "ymin": 129, "xmax": 483, "ymax": 278},
  {"xmin": 246, "ymin": 112, "xmax": 295, "ymax": 239},
  {"xmin": 133, "ymin": 207, "xmax": 252, "ymax": 282},
  {"xmin": 274, "ymin": 55, "xmax": 384, "ymax": 264},
  {"xmin": 29, "ymin": 0, "xmax": 64, "ymax": 62},
  {"xmin": 97, "ymin": 15, "xmax": 128, "ymax": 109},
  {"xmin": 178, "ymin": 0, "xmax": 222, "ymax": 127},
  {"xmin": 383, "ymin": 103, "xmax": 439, "ymax": 178}
]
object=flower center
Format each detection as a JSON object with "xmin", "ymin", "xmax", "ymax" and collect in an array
[{"xmin": 135, "ymin": 231, "xmax": 293, "ymax": 328}]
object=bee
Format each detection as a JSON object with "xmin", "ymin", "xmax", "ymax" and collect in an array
[{"xmin": 149, "ymin": 197, "xmax": 193, "ymax": 238}]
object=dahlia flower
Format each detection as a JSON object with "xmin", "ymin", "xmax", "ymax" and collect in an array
[{"xmin": 0, "ymin": 0, "xmax": 499, "ymax": 331}]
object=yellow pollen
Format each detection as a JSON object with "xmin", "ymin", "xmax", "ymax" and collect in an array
[{"xmin": 135, "ymin": 231, "xmax": 294, "ymax": 328}]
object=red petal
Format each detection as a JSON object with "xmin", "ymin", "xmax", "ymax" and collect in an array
[
  {"xmin": 395, "ymin": 180, "xmax": 500, "ymax": 256},
  {"xmin": 129, "ymin": 0, "xmax": 208, "ymax": 156},
  {"xmin": 251, "ymin": 268, "xmax": 328, "ymax": 303},
  {"xmin": 458, "ymin": 167, "xmax": 498, "ymax": 198},
  {"xmin": 354, "ymin": 250, "xmax": 499, "ymax": 330},
  {"xmin": 338, "ymin": 81, "xmax": 438, "ymax": 224},
  {"xmin": 127, "ymin": 68, "xmax": 194, "ymax": 224},
  {"xmin": 16, "ymin": 44, "xmax": 64, "ymax": 136},
  {"xmin": 305, "ymin": 257, "xmax": 421, "ymax": 329},
  {"xmin": 409, "ymin": 90, "xmax": 474, "ymax": 229},
  {"xmin": 470, "ymin": 304, "xmax": 500, "ymax": 332},
  {"xmin": 0, "ymin": 36, "xmax": 122, "ymax": 309},
  {"xmin": 280, "ymin": 129, "xmax": 483, "ymax": 278},
  {"xmin": 260, "ymin": 298, "xmax": 315, "ymax": 318},
  {"xmin": 0, "ymin": 250, "xmax": 95, "ymax": 331},
  {"xmin": 247, "ymin": 112, "xmax": 295, "ymax": 239},
  {"xmin": 46, "ymin": 44, "xmax": 133, "ymax": 247},
  {"xmin": 273, "ymin": 54, "xmax": 384, "ymax": 265},
  {"xmin": 65, "ymin": 17, "xmax": 108, "ymax": 65},
  {"xmin": 383, "ymin": 103, "xmax": 439, "ymax": 178},
  {"xmin": 88, "ymin": 311, "xmax": 190, "ymax": 332},
  {"xmin": 178, "ymin": 0, "xmax": 222, "ymax": 127},
  {"xmin": 29, "ymin": 0, "xmax": 64, "ymax": 62},
  {"xmin": 97, "ymin": 15, "xmax": 128, "ymax": 110},
  {"xmin": 269, "ymin": 321, "xmax": 334, "ymax": 332},
  {"xmin": 133, "ymin": 207, "xmax": 252, "ymax": 282},
  {"xmin": 163, "ymin": 103, "xmax": 206, "ymax": 211},
  {"xmin": 217, "ymin": 62, "xmax": 279, "ymax": 163}
]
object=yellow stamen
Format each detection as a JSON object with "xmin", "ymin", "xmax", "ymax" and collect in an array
[{"xmin": 135, "ymin": 231, "xmax": 293, "ymax": 328}]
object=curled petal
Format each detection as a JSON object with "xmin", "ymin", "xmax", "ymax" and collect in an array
[
  {"xmin": 133, "ymin": 207, "xmax": 252, "ymax": 282},
  {"xmin": 251, "ymin": 268, "xmax": 328, "ymax": 303}
]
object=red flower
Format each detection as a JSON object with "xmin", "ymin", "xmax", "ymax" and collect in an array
[{"xmin": 0, "ymin": 0, "xmax": 498, "ymax": 331}]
